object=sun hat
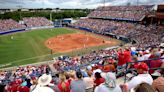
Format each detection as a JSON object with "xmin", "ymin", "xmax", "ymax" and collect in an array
[
  {"xmin": 32, "ymin": 86, "xmax": 54, "ymax": 92},
  {"xmin": 93, "ymin": 69, "xmax": 102, "ymax": 76},
  {"xmin": 38, "ymin": 74, "xmax": 52, "ymax": 86},
  {"xmin": 101, "ymin": 72, "xmax": 116, "ymax": 88}
]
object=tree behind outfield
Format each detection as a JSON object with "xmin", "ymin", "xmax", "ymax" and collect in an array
[{"xmin": 0, "ymin": 10, "xmax": 89, "ymax": 21}]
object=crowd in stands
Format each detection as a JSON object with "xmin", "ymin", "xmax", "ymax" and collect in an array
[
  {"xmin": 95, "ymin": 5, "xmax": 153, "ymax": 11},
  {"xmin": 0, "ymin": 19, "xmax": 26, "ymax": 31},
  {"xmin": 88, "ymin": 5, "xmax": 153, "ymax": 21},
  {"xmin": 23, "ymin": 17, "xmax": 53, "ymax": 28},
  {"xmin": 72, "ymin": 18, "xmax": 163, "ymax": 48},
  {"xmin": 0, "ymin": 5, "xmax": 163, "ymax": 92},
  {"xmin": 0, "ymin": 45, "xmax": 163, "ymax": 92},
  {"xmin": 0, "ymin": 17, "xmax": 53, "ymax": 32},
  {"xmin": 72, "ymin": 19, "xmax": 134, "ymax": 33}
]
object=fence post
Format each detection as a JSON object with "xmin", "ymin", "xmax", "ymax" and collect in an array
[{"xmin": 124, "ymin": 62, "xmax": 128, "ymax": 83}]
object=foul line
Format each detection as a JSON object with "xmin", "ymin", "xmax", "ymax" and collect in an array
[{"xmin": 0, "ymin": 54, "xmax": 52, "ymax": 67}]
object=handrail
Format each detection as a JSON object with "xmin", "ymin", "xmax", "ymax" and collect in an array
[{"xmin": 124, "ymin": 58, "xmax": 164, "ymax": 83}]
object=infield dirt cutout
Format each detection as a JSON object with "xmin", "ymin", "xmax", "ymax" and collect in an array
[{"xmin": 45, "ymin": 33, "xmax": 116, "ymax": 53}]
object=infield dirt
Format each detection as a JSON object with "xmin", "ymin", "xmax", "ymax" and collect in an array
[{"xmin": 45, "ymin": 33, "xmax": 117, "ymax": 53}]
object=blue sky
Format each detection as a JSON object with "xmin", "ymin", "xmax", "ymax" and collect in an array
[{"xmin": 0, "ymin": 0, "xmax": 163, "ymax": 9}]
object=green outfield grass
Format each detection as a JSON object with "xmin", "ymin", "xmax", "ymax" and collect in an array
[
  {"xmin": 0, "ymin": 28, "xmax": 121, "ymax": 68},
  {"xmin": 0, "ymin": 28, "xmax": 77, "ymax": 67}
]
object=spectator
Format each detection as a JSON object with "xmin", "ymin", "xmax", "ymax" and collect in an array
[
  {"xmin": 88, "ymin": 5, "xmax": 153, "ymax": 21},
  {"xmin": 123, "ymin": 47, "xmax": 132, "ymax": 64},
  {"xmin": 23, "ymin": 17, "xmax": 53, "ymax": 28},
  {"xmin": 70, "ymin": 71, "xmax": 86, "ymax": 92},
  {"xmin": 94, "ymin": 72, "xmax": 105, "ymax": 87},
  {"xmin": 117, "ymin": 48, "xmax": 125, "ymax": 67},
  {"xmin": 134, "ymin": 83, "xmax": 155, "ymax": 92},
  {"xmin": 83, "ymin": 70, "xmax": 94, "ymax": 92},
  {"xmin": 37, "ymin": 74, "xmax": 58, "ymax": 92},
  {"xmin": 0, "ymin": 19, "xmax": 25, "ymax": 31},
  {"xmin": 18, "ymin": 81, "xmax": 30, "ymax": 92},
  {"xmin": 30, "ymin": 78, "xmax": 38, "ymax": 92},
  {"xmin": 149, "ymin": 52, "xmax": 163, "ymax": 74},
  {"xmin": 94, "ymin": 72, "xmax": 122, "ymax": 92},
  {"xmin": 125, "ymin": 62, "xmax": 153, "ymax": 90},
  {"xmin": 152, "ymin": 77, "xmax": 164, "ymax": 92},
  {"xmin": 0, "ymin": 84, "xmax": 5, "ymax": 92},
  {"xmin": 26, "ymin": 78, "xmax": 32, "ymax": 88},
  {"xmin": 58, "ymin": 73, "xmax": 70, "ymax": 92},
  {"xmin": 120, "ymin": 83, "xmax": 156, "ymax": 92}
]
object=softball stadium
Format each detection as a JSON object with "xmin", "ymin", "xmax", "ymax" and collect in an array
[
  {"xmin": 0, "ymin": 1, "xmax": 164, "ymax": 92},
  {"xmin": 0, "ymin": 27, "xmax": 121, "ymax": 67}
]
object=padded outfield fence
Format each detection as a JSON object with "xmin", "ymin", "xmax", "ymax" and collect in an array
[{"xmin": 0, "ymin": 26, "xmax": 55, "ymax": 35}]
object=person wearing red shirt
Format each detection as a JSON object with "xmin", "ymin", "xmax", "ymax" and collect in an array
[
  {"xmin": 117, "ymin": 49, "xmax": 125, "ymax": 66},
  {"xmin": 94, "ymin": 72, "xmax": 105, "ymax": 87},
  {"xmin": 8, "ymin": 82, "xmax": 18, "ymax": 92},
  {"xmin": 58, "ymin": 74, "xmax": 70, "ymax": 92},
  {"xmin": 18, "ymin": 86, "xmax": 30, "ymax": 92},
  {"xmin": 123, "ymin": 48, "xmax": 132, "ymax": 64},
  {"xmin": 148, "ymin": 52, "xmax": 163, "ymax": 74},
  {"xmin": 7, "ymin": 85, "xmax": 12, "ymax": 92}
]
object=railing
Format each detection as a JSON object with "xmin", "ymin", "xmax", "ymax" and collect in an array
[
  {"xmin": 124, "ymin": 58, "xmax": 164, "ymax": 83},
  {"xmin": 88, "ymin": 16, "xmax": 141, "ymax": 22},
  {"xmin": 0, "ymin": 59, "xmax": 54, "ymax": 71}
]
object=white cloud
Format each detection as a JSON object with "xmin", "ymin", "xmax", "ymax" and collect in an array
[{"xmin": 0, "ymin": 0, "xmax": 164, "ymax": 9}]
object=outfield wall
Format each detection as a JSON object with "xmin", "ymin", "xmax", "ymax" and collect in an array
[
  {"xmin": 0, "ymin": 29, "xmax": 26, "ymax": 35},
  {"xmin": 0, "ymin": 26, "xmax": 55, "ymax": 35}
]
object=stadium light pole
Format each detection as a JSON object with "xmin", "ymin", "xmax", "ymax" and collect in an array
[
  {"xmin": 17, "ymin": 5, "xmax": 22, "ymax": 20},
  {"xmin": 50, "ymin": 11, "xmax": 52, "ymax": 21},
  {"xmin": 137, "ymin": 0, "xmax": 139, "ymax": 6},
  {"xmin": 103, "ymin": 0, "xmax": 106, "ymax": 7}
]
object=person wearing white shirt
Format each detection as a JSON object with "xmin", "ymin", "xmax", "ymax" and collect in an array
[
  {"xmin": 126, "ymin": 73, "xmax": 153, "ymax": 90},
  {"xmin": 83, "ymin": 71, "xmax": 94, "ymax": 92},
  {"xmin": 142, "ymin": 50, "xmax": 151, "ymax": 60},
  {"xmin": 94, "ymin": 72, "xmax": 122, "ymax": 92},
  {"xmin": 125, "ymin": 62, "xmax": 153, "ymax": 90}
]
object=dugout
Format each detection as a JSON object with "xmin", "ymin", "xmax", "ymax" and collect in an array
[{"xmin": 62, "ymin": 18, "xmax": 73, "ymax": 26}]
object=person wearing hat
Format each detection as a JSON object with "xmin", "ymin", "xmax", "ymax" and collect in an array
[
  {"xmin": 142, "ymin": 50, "xmax": 151, "ymax": 60},
  {"xmin": 124, "ymin": 62, "xmax": 153, "ymax": 90},
  {"xmin": 70, "ymin": 71, "xmax": 86, "ymax": 92},
  {"xmin": 38, "ymin": 74, "xmax": 53, "ymax": 86},
  {"xmin": 32, "ymin": 74, "xmax": 59, "ymax": 92},
  {"xmin": 94, "ymin": 72, "xmax": 122, "ymax": 92}
]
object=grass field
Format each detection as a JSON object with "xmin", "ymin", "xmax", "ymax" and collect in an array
[
  {"xmin": 0, "ymin": 28, "xmax": 120, "ymax": 68},
  {"xmin": 0, "ymin": 28, "xmax": 77, "ymax": 67}
]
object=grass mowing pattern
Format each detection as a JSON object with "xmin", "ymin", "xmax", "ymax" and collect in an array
[
  {"xmin": 0, "ymin": 28, "xmax": 76, "ymax": 67},
  {"xmin": 0, "ymin": 28, "xmax": 121, "ymax": 68}
]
